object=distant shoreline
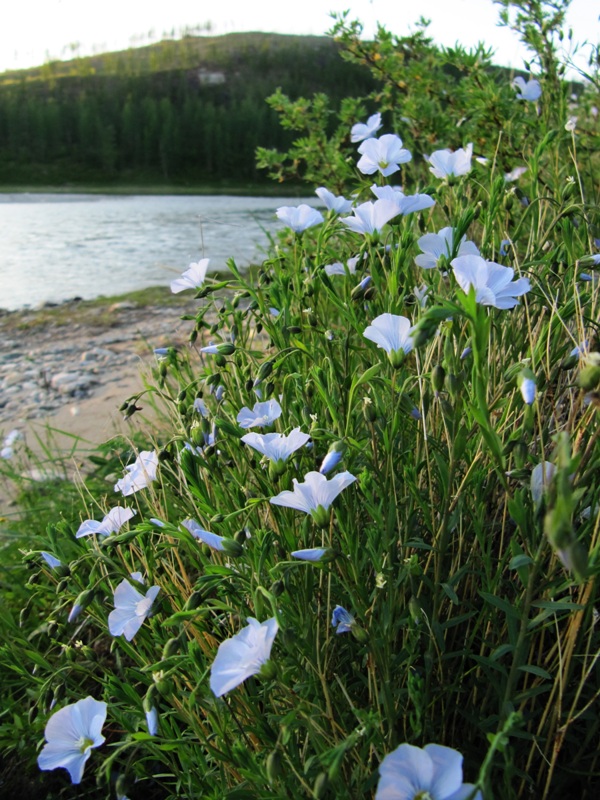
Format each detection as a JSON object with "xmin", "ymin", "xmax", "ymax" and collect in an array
[{"xmin": 0, "ymin": 182, "xmax": 305, "ymax": 197}]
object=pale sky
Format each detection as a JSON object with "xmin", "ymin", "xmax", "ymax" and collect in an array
[{"xmin": 1, "ymin": 0, "xmax": 598, "ymax": 76}]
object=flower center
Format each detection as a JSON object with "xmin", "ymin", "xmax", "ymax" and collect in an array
[
  {"xmin": 78, "ymin": 736, "xmax": 94, "ymax": 754},
  {"xmin": 413, "ymin": 792, "xmax": 434, "ymax": 800}
]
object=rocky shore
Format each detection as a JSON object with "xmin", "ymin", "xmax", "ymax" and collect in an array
[{"xmin": 0, "ymin": 296, "xmax": 198, "ymax": 426}]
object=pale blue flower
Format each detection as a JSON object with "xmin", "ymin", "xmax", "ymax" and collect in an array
[
  {"xmin": 451, "ymin": 255, "xmax": 530, "ymax": 309},
  {"xmin": 513, "ymin": 76, "xmax": 542, "ymax": 102},
  {"xmin": 315, "ymin": 187, "xmax": 353, "ymax": 214},
  {"xmin": 340, "ymin": 199, "xmax": 400, "ymax": 236},
  {"xmin": 518, "ymin": 371, "xmax": 536, "ymax": 405},
  {"xmin": 499, "ymin": 239, "xmax": 511, "ymax": 257},
  {"xmin": 237, "ymin": 399, "xmax": 282, "ymax": 429},
  {"xmin": 325, "ymin": 256, "xmax": 359, "ymax": 276},
  {"xmin": 413, "ymin": 284, "xmax": 429, "ymax": 309},
  {"xmin": 171, "ymin": 258, "xmax": 210, "ymax": 293},
  {"xmin": 276, "ymin": 204, "xmax": 324, "ymax": 233},
  {"xmin": 114, "ymin": 451, "xmax": 158, "ymax": 496},
  {"xmin": 145, "ymin": 707, "xmax": 158, "ymax": 736},
  {"xmin": 426, "ymin": 143, "xmax": 473, "ymax": 179},
  {"xmin": 570, "ymin": 340, "xmax": 589, "ymax": 358},
  {"xmin": 108, "ymin": 578, "xmax": 160, "ymax": 641},
  {"xmin": 194, "ymin": 397, "xmax": 209, "ymax": 417},
  {"xmin": 375, "ymin": 742, "xmax": 482, "ymax": 800},
  {"xmin": 291, "ymin": 548, "xmax": 329, "ymax": 562},
  {"xmin": 210, "ymin": 617, "xmax": 278, "ymax": 697},
  {"xmin": 331, "ymin": 605, "xmax": 355, "ymax": 633},
  {"xmin": 364, "ymin": 313, "xmax": 415, "ymax": 366},
  {"xmin": 415, "ymin": 227, "xmax": 479, "ymax": 270},
  {"xmin": 370, "ymin": 185, "xmax": 435, "ymax": 215},
  {"xmin": 241, "ymin": 427, "xmax": 310, "ymax": 462},
  {"xmin": 181, "ymin": 518, "xmax": 226, "ymax": 551},
  {"xmin": 76, "ymin": 506, "xmax": 136, "ymax": 538},
  {"xmin": 68, "ymin": 603, "xmax": 84, "ymax": 623},
  {"xmin": 319, "ymin": 446, "xmax": 343, "ymax": 474},
  {"xmin": 41, "ymin": 551, "xmax": 62, "ymax": 569},
  {"xmin": 150, "ymin": 518, "xmax": 166, "ymax": 528},
  {"xmin": 1, "ymin": 428, "xmax": 21, "ymax": 459},
  {"xmin": 38, "ymin": 696, "xmax": 107, "ymax": 784},
  {"xmin": 531, "ymin": 462, "xmax": 556, "ymax": 508},
  {"xmin": 270, "ymin": 471, "xmax": 356, "ymax": 521},
  {"xmin": 350, "ymin": 112, "xmax": 382, "ymax": 143},
  {"xmin": 504, "ymin": 165, "xmax": 527, "ymax": 182},
  {"xmin": 357, "ymin": 134, "xmax": 412, "ymax": 176}
]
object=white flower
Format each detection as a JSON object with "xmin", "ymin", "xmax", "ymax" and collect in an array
[
  {"xmin": 170, "ymin": 258, "xmax": 210, "ymax": 293},
  {"xmin": 565, "ymin": 116, "xmax": 577, "ymax": 132},
  {"xmin": 270, "ymin": 471, "xmax": 356, "ymax": 521},
  {"xmin": 357, "ymin": 134, "xmax": 412, "ymax": 176},
  {"xmin": 415, "ymin": 227, "xmax": 479, "ymax": 270},
  {"xmin": 451, "ymin": 255, "xmax": 530, "ymax": 309},
  {"xmin": 340, "ymin": 199, "xmax": 400, "ymax": 236},
  {"xmin": 426, "ymin": 143, "xmax": 473, "ymax": 179},
  {"xmin": 76, "ymin": 506, "xmax": 136, "ymax": 538},
  {"xmin": 114, "ymin": 451, "xmax": 158, "ymax": 496},
  {"xmin": 504, "ymin": 165, "xmax": 527, "ymax": 182},
  {"xmin": 241, "ymin": 427, "xmax": 310, "ymax": 463},
  {"xmin": 315, "ymin": 187, "xmax": 353, "ymax": 214},
  {"xmin": 413, "ymin": 284, "xmax": 429, "ymax": 309},
  {"xmin": 1, "ymin": 428, "xmax": 21, "ymax": 459},
  {"xmin": 276, "ymin": 204, "xmax": 324, "ymax": 233},
  {"xmin": 145, "ymin": 707, "xmax": 158, "ymax": 736},
  {"xmin": 237, "ymin": 399, "xmax": 282, "ymax": 429},
  {"xmin": 518, "ymin": 370, "xmax": 536, "ymax": 405},
  {"xmin": 531, "ymin": 461, "xmax": 556, "ymax": 507},
  {"xmin": 210, "ymin": 617, "xmax": 278, "ymax": 697},
  {"xmin": 375, "ymin": 742, "xmax": 481, "ymax": 800},
  {"xmin": 350, "ymin": 112, "xmax": 382, "ymax": 143},
  {"xmin": 108, "ymin": 578, "xmax": 160, "ymax": 641},
  {"xmin": 363, "ymin": 313, "xmax": 415, "ymax": 366},
  {"xmin": 513, "ymin": 76, "xmax": 542, "ymax": 102},
  {"xmin": 370, "ymin": 185, "xmax": 435, "ymax": 215},
  {"xmin": 38, "ymin": 696, "xmax": 107, "ymax": 784}
]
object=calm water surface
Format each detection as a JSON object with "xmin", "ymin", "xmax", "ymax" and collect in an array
[{"xmin": 0, "ymin": 194, "xmax": 316, "ymax": 311}]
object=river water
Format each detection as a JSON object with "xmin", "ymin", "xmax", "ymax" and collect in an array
[{"xmin": 0, "ymin": 193, "xmax": 316, "ymax": 311}]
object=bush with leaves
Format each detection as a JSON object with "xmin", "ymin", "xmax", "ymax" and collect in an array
[{"xmin": 1, "ymin": 2, "xmax": 600, "ymax": 799}]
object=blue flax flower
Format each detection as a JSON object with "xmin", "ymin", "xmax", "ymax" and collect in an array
[
  {"xmin": 375, "ymin": 742, "xmax": 482, "ymax": 800},
  {"xmin": 38, "ymin": 696, "xmax": 107, "ymax": 784},
  {"xmin": 331, "ymin": 605, "xmax": 355, "ymax": 633},
  {"xmin": 210, "ymin": 617, "xmax": 278, "ymax": 697}
]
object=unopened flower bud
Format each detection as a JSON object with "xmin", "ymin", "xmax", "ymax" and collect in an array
[{"xmin": 432, "ymin": 364, "xmax": 446, "ymax": 393}]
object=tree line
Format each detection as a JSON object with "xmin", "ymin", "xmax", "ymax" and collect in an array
[{"xmin": 0, "ymin": 34, "xmax": 377, "ymax": 186}]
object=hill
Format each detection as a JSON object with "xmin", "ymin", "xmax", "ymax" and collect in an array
[{"xmin": 0, "ymin": 33, "xmax": 378, "ymax": 188}]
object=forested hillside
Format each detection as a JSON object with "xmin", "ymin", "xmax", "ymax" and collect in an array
[{"xmin": 0, "ymin": 33, "xmax": 378, "ymax": 187}]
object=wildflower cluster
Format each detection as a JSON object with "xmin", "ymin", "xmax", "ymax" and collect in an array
[{"xmin": 5, "ymin": 8, "xmax": 600, "ymax": 800}]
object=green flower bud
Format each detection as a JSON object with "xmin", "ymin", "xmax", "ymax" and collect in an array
[
  {"xmin": 310, "ymin": 505, "xmax": 330, "ymax": 528},
  {"xmin": 266, "ymin": 749, "xmax": 283, "ymax": 783},
  {"xmin": 432, "ymin": 364, "xmax": 446, "ymax": 392},
  {"xmin": 258, "ymin": 659, "xmax": 277, "ymax": 681},
  {"xmin": 162, "ymin": 637, "xmax": 180, "ymax": 660},
  {"xmin": 313, "ymin": 772, "xmax": 328, "ymax": 798}
]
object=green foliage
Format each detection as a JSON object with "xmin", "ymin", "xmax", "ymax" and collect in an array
[
  {"xmin": 1, "ymin": 4, "xmax": 600, "ymax": 799},
  {"xmin": 0, "ymin": 34, "xmax": 376, "ymax": 187}
]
